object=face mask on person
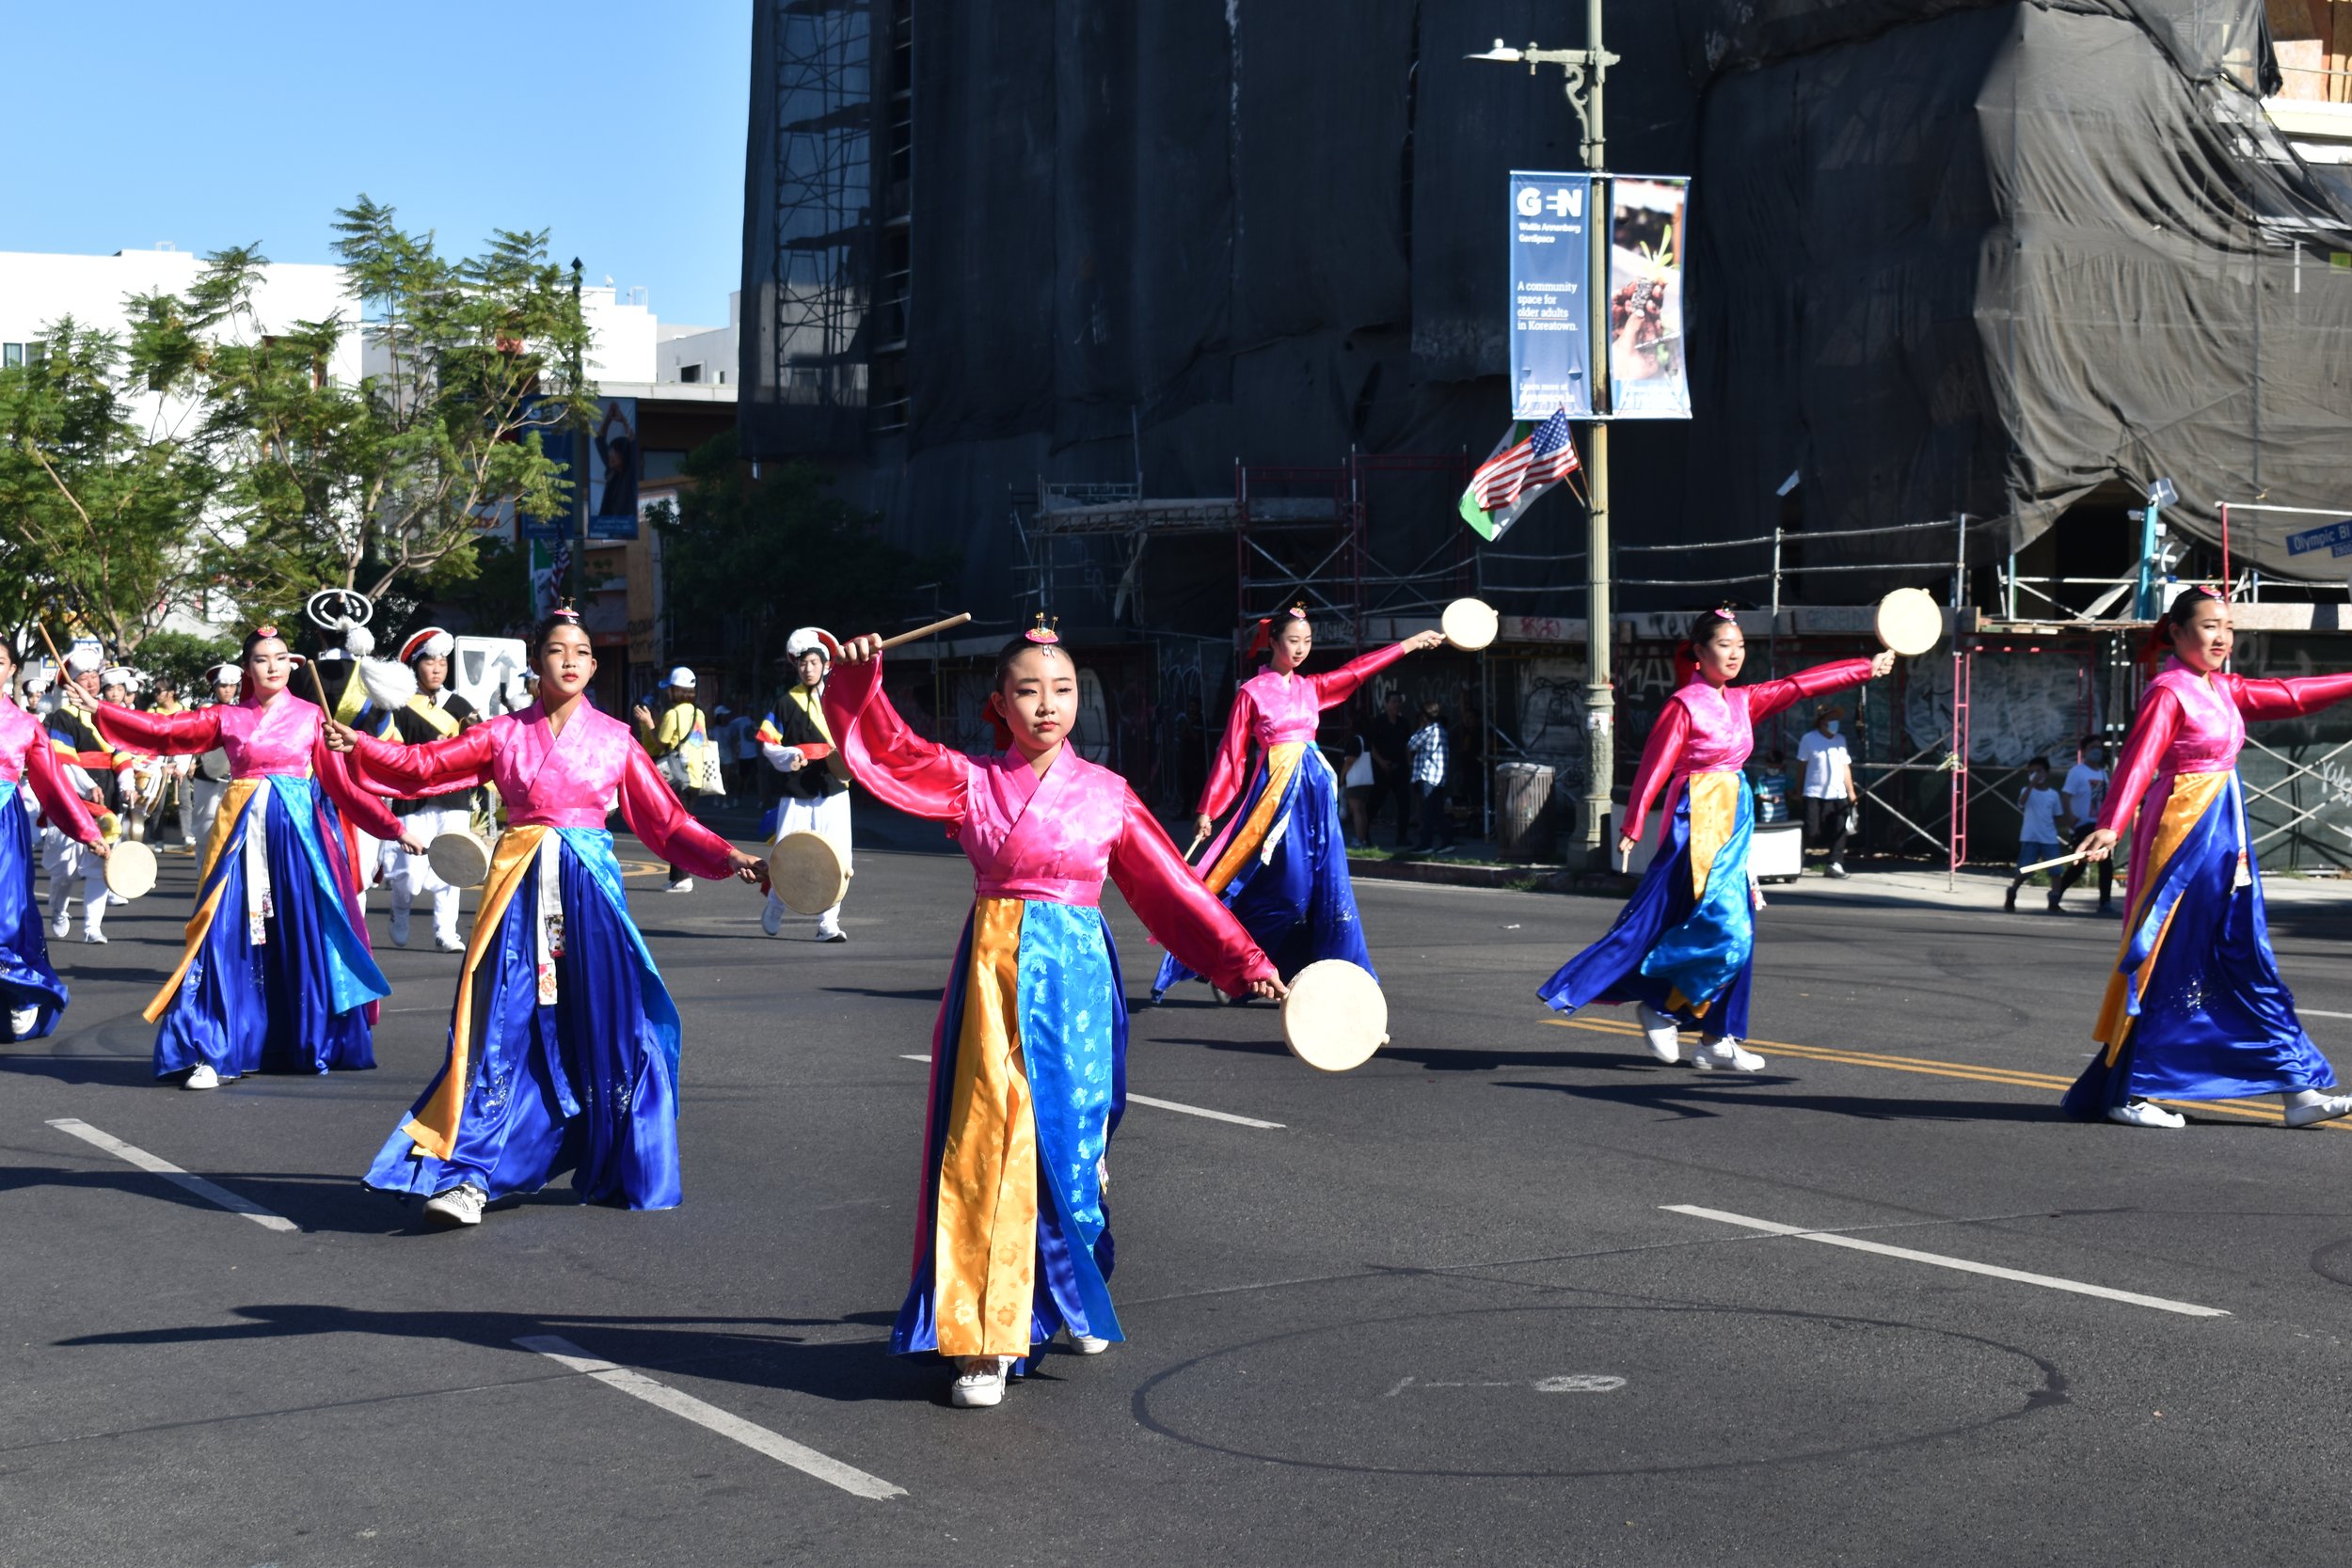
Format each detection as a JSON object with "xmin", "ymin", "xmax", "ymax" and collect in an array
[{"xmin": 1823, "ymin": 720, "xmax": 1840, "ymax": 736}]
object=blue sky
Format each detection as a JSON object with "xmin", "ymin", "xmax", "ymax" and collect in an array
[{"xmin": 0, "ymin": 0, "xmax": 751, "ymax": 327}]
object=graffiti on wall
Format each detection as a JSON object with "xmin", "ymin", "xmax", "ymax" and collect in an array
[{"xmin": 1903, "ymin": 654, "xmax": 2099, "ymax": 767}]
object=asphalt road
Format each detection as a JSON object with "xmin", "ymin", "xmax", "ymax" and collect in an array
[{"xmin": 8, "ymin": 813, "xmax": 2352, "ymax": 1567}]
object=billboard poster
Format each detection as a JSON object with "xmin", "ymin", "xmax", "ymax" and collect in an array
[
  {"xmin": 1607, "ymin": 177, "xmax": 1692, "ymax": 420},
  {"xmin": 1508, "ymin": 172, "xmax": 1594, "ymax": 420},
  {"xmin": 516, "ymin": 397, "xmax": 580, "ymax": 542},
  {"xmin": 587, "ymin": 396, "xmax": 641, "ymax": 540}
]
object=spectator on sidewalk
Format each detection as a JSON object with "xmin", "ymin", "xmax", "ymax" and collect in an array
[
  {"xmin": 2005, "ymin": 756, "xmax": 2073, "ymax": 912},
  {"xmin": 1795, "ymin": 705, "xmax": 1854, "ymax": 878},
  {"xmin": 1342, "ymin": 727, "xmax": 1375, "ymax": 847},
  {"xmin": 1367, "ymin": 689, "xmax": 1414, "ymax": 848},
  {"xmin": 2048, "ymin": 738, "xmax": 2113, "ymax": 915},
  {"xmin": 1408, "ymin": 698, "xmax": 1454, "ymax": 855}
]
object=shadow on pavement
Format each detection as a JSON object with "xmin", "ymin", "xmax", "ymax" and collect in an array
[
  {"xmin": 0, "ymin": 1051, "xmax": 156, "ymax": 1086},
  {"xmin": 56, "ymin": 1302, "xmax": 934, "ymax": 1404},
  {"xmin": 1495, "ymin": 1078, "xmax": 2063, "ymax": 1123}
]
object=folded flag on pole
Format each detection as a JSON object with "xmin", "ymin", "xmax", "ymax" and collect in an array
[{"xmin": 1458, "ymin": 408, "xmax": 1581, "ymax": 542}]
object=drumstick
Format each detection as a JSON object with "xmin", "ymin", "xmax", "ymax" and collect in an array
[
  {"xmin": 876, "ymin": 612, "xmax": 972, "ymax": 652},
  {"xmin": 2017, "ymin": 848, "xmax": 2090, "ymax": 877},
  {"xmin": 1184, "ymin": 832, "xmax": 1207, "ymax": 860},
  {"xmin": 33, "ymin": 620, "xmax": 66, "ymax": 675}
]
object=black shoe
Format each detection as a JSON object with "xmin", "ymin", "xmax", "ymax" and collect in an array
[
  {"xmin": 2004, "ymin": 885, "xmax": 2018, "ymax": 912},
  {"xmin": 2046, "ymin": 895, "xmax": 2063, "ymax": 913}
]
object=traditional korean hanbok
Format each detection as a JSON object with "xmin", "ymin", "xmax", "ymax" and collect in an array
[
  {"xmin": 2060, "ymin": 658, "xmax": 2352, "ymax": 1119},
  {"xmin": 91, "ymin": 692, "xmax": 403, "ymax": 1081},
  {"xmin": 1539, "ymin": 659, "xmax": 1876, "ymax": 1042},
  {"xmin": 1152, "ymin": 640, "xmax": 1418, "ymax": 999},
  {"xmin": 351, "ymin": 701, "xmax": 739, "ymax": 1209},
  {"xmin": 0, "ymin": 700, "xmax": 104, "ymax": 1040},
  {"xmin": 823, "ymin": 654, "xmax": 1275, "ymax": 1365}
]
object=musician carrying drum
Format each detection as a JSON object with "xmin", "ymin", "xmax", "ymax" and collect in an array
[{"xmin": 379, "ymin": 627, "xmax": 480, "ymax": 950}]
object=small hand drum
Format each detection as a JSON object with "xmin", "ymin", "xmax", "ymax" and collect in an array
[
  {"xmin": 1441, "ymin": 597, "xmax": 1501, "ymax": 652},
  {"xmin": 1874, "ymin": 588, "xmax": 1943, "ymax": 657},
  {"xmin": 771, "ymin": 831, "xmax": 850, "ymax": 915},
  {"xmin": 427, "ymin": 829, "xmax": 493, "ymax": 889},
  {"xmin": 1279, "ymin": 958, "xmax": 1390, "ymax": 1073},
  {"xmin": 103, "ymin": 840, "xmax": 158, "ymax": 901}
]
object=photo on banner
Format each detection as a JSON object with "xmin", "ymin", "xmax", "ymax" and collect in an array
[
  {"xmin": 588, "ymin": 397, "xmax": 641, "ymax": 539},
  {"xmin": 1607, "ymin": 177, "xmax": 1692, "ymax": 420},
  {"xmin": 1507, "ymin": 171, "xmax": 1595, "ymax": 420}
]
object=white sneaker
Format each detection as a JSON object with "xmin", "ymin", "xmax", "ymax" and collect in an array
[
  {"xmin": 49, "ymin": 912, "xmax": 68, "ymax": 940},
  {"xmin": 389, "ymin": 910, "xmax": 410, "ymax": 948},
  {"xmin": 105, "ymin": 892, "xmax": 128, "ymax": 906},
  {"xmin": 665, "ymin": 879, "xmax": 694, "ymax": 895},
  {"xmin": 817, "ymin": 923, "xmax": 846, "ymax": 943},
  {"xmin": 8, "ymin": 1005, "xmax": 38, "ymax": 1037},
  {"xmin": 422, "ymin": 1181, "xmax": 487, "ymax": 1227},
  {"xmin": 2107, "ymin": 1100, "xmax": 2186, "ymax": 1130},
  {"xmin": 1690, "ymin": 1038, "xmax": 1765, "ymax": 1072},
  {"xmin": 2283, "ymin": 1093, "xmax": 2352, "ymax": 1129},
  {"xmin": 434, "ymin": 933, "xmax": 464, "ymax": 953},
  {"xmin": 81, "ymin": 931, "xmax": 106, "ymax": 944},
  {"xmin": 761, "ymin": 895, "xmax": 783, "ymax": 937},
  {"xmin": 183, "ymin": 1064, "xmax": 221, "ymax": 1091},
  {"xmin": 1635, "ymin": 1002, "xmax": 1681, "ymax": 1063},
  {"xmin": 1070, "ymin": 1333, "xmax": 1110, "ymax": 1355},
  {"xmin": 949, "ymin": 1355, "xmax": 1012, "ymax": 1409}
]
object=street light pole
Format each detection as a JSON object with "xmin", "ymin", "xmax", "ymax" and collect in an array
[{"xmin": 1470, "ymin": 2, "xmax": 1621, "ymax": 866}]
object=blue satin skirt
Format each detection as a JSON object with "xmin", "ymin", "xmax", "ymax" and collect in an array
[
  {"xmin": 1538, "ymin": 776, "xmax": 1756, "ymax": 1038},
  {"xmin": 154, "ymin": 780, "xmax": 385, "ymax": 1079},
  {"xmin": 894, "ymin": 900, "xmax": 1127, "ymax": 1367},
  {"xmin": 2062, "ymin": 775, "xmax": 2336, "ymax": 1117},
  {"xmin": 0, "ymin": 803, "xmax": 68, "ymax": 1040},
  {"xmin": 1154, "ymin": 747, "xmax": 1373, "ymax": 995},
  {"xmin": 365, "ymin": 831, "xmax": 685, "ymax": 1209}
]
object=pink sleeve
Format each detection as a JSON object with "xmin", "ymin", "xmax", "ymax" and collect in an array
[
  {"xmin": 2231, "ymin": 671, "xmax": 2352, "ymax": 722},
  {"xmin": 1196, "ymin": 686, "xmax": 1258, "ymax": 822},
  {"xmin": 1622, "ymin": 701, "xmax": 1692, "ymax": 840},
  {"xmin": 618, "ymin": 744, "xmax": 739, "ymax": 880},
  {"xmin": 90, "ymin": 703, "xmax": 220, "ymax": 757},
  {"xmin": 1109, "ymin": 786, "xmax": 1277, "ymax": 995},
  {"xmin": 313, "ymin": 737, "xmax": 406, "ymax": 842},
  {"xmin": 349, "ymin": 727, "xmax": 498, "ymax": 799},
  {"xmin": 821, "ymin": 654, "xmax": 971, "ymax": 827},
  {"xmin": 1740, "ymin": 658, "xmax": 1880, "ymax": 722},
  {"xmin": 2095, "ymin": 686, "xmax": 2182, "ymax": 835},
  {"xmin": 1310, "ymin": 639, "xmax": 1418, "ymax": 708},
  {"xmin": 24, "ymin": 736, "xmax": 101, "ymax": 846}
]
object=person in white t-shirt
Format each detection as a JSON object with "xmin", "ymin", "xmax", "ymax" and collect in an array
[
  {"xmin": 2005, "ymin": 755, "xmax": 2074, "ymax": 912},
  {"xmin": 2047, "ymin": 738, "xmax": 2113, "ymax": 913},
  {"xmin": 1794, "ymin": 705, "xmax": 1854, "ymax": 878}
]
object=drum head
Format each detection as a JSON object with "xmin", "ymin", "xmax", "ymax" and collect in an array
[
  {"xmin": 771, "ymin": 831, "xmax": 850, "ymax": 915},
  {"xmin": 1441, "ymin": 597, "xmax": 1501, "ymax": 653},
  {"xmin": 1279, "ymin": 958, "xmax": 1390, "ymax": 1073},
  {"xmin": 103, "ymin": 840, "xmax": 158, "ymax": 901},
  {"xmin": 427, "ymin": 830, "xmax": 492, "ymax": 889},
  {"xmin": 1874, "ymin": 587, "xmax": 1943, "ymax": 657}
]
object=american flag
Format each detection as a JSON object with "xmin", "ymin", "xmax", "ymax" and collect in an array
[{"xmin": 1470, "ymin": 408, "xmax": 1580, "ymax": 513}]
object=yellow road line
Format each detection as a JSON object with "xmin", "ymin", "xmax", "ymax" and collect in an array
[{"xmin": 1542, "ymin": 1015, "xmax": 2340, "ymax": 1129}]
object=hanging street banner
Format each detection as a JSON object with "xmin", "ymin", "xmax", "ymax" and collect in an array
[
  {"xmin": 1509, "ymin": 171, "xmax": 1595, "ymax": 420},
  {"xmin": 1608, "ymin": 177, "xmax": 1692, "ymax": 420}
]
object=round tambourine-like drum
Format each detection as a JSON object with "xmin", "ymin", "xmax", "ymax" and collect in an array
[
  {"xmin": 1441, "ymin": 597, "xmax": 1501, "ymax": 653},
  {"xmin": 771, "ymin": 831, "xmax": 850, "ymax": 916},
  {"xmin": 103, "ymin": 840, "xmax": 158, "ymax": 901},
  {"xmin": 427, "ymin": 829, "xmax": 493, "ymax": 889},
  {"xmin": 1279, "ymin": 958, "xmax": 1391, "ymax": 1073},
  {"xmin": 1873, "ymin": 587, "xmax": 1943, "ymax": 657}
]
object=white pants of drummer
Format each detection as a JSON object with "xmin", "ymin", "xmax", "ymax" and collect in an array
[
  {"xmin": 185, "ymin": 777, "xmax": 228, "ymax": 852},
  {"xmin": 382, "ymin": 806, "xmax": 465, "ymax": 947},
  {"xmin": 41, "ymin": 828, "xmax": 108, "ymax": 940},
  {"xmin": 765, "ymin": 788, "xmax": 851, "ymax": 939}
]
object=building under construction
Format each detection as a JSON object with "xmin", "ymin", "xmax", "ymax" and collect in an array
[{"xmin": 739, "ymin": 0, "xmax": 2352, "ymax": 867}]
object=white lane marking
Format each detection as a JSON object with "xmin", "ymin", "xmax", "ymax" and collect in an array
[
  {"xmin": 45, "ymin": 1118, "xmax": 298, "ymax": 1232},
  {"xmin": 1386, "ymin": 1373, "xmax": 1625, "ymax": 1397},
  {"xmin": 2297, "ymin": 1007, "xmax": 2352, "ymax": 1021},
  {"xmin": 514, "ymin": 1336, "xmax": 904, "ymax": 1499},
  {"xmin": 900, "ymin": 1055, "xmax": 1283, "ymax": 1130},
  {"xmin": 1663, "ymin": 1205, "xmax": 2229, "ymax": 1318}
]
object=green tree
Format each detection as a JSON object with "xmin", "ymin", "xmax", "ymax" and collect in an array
[
  {"xmin": 199, "ymin": 197, "xmax": 594, "ymax": 623},
  {"xmin": 656, "ymin": 430, "xmax": 956, "ymax": 704}
]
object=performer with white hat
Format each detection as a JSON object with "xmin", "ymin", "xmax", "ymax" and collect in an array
[
  {"xmin": 632, "ymin": 665, "xmax": 714, "ymax": 893},
  {"xmin": 375, "ymin": 628, "xmax": 480, "ymax": 950},
  {"xmin": 759, "ymin": 628, "xmax": 853, "ymax": 942},
  {"xmin": 41, "ymin": 648, "xmax": 128, "ymax": 943},
  {"xmin": 304, "ymin": 591, "xmax": 418, "ymax": 912},
  {"xmin": 183, "ymin": 664, "xmax": 241, "ymax": 852}
]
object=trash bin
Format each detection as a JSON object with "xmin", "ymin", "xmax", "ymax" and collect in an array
[{"xmin": 1494, "ymin": 762, "xmax": 1556, "ymax": 861}]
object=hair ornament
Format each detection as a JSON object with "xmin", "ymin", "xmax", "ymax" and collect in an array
[
  {"xmin": 550, "ymin": 601, "xmax": 582, "ymax": 624},
  {"xmin": 254, "ymin": 625, "xmax": 278, "ymax": 640},
  {"xmin": 1025, "ymin": 613, "xmax": 1061, "ymax": 648},
  {"xmin": 1712, "ymin": 607, "xmax": 1738, "ymax": 622},
  {"xmin": 2194, "ymin": 584, "xmax": 2224, "ymax": 600},
  {"xmin": 1287, "ymin": 602, "xmax": 1310, "ymax": 622}
]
